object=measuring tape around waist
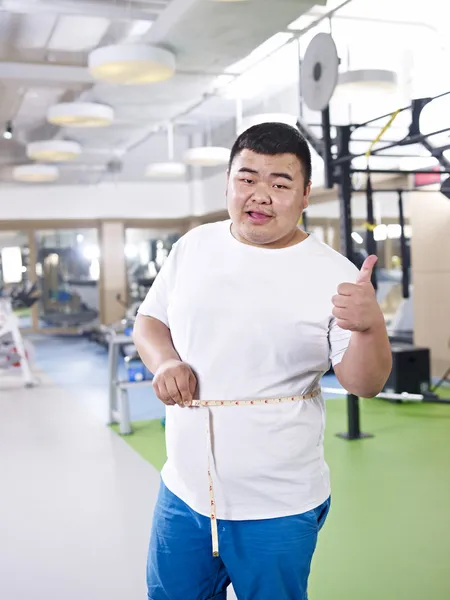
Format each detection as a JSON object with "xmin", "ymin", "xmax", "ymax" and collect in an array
[{"xmin": 191, "ymin": 389, "xmax": 322, "ymax": 557}]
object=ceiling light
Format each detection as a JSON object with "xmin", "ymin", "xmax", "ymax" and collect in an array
[
  {"xmin": 3, "ymin": 121, "xmax": 13, "ymax": 139},
  {"xmin": 145, "ymin": 162, "xmax": 187, "ymax": 179},
  {"xmin": 238, "ymin": 113, "xmax": 298, "ymax": 135},
  {"xmin": 374, "ymin": 224, "xmax": 387, "ymax": 242},
  {"xmin": 336, "ymin": 69, "xmax": 397, "ymax": 92},
  {"xmin": 88, "ymin": 44, "xmax": 175, "ymax": 84},
  {"xmin": 13, "ymin": 164, "xmax": 59, "ymax": 183},
  {"xmin": 27, "ymin": 140, "xmax": 82, "ymax": 162},
  {"xmin": 351, "ymin": 232, "xmax": 364, "ymax": 244},
  {"xmin": 47, "ymin": 102, "xmax": 114, "ymax": 127},
  {"xmin": 184, "ymin": 146, "xmax": 230, "ymax": 167}
]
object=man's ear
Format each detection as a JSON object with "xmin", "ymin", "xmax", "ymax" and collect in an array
[
  {"xmin": 303, "ymin": 181, "xmax": 312, "ymax": 209},
  {"xmin": 225, "ymin": 169, "xmax": 230, "ymax": 196}
]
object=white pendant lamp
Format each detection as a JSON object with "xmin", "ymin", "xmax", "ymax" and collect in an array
[
  {"xmin": 27, "ymin": 140, "xmax": 82, "ymax": 162},
  {"xmin": 47, "ymin": 102, "xmax": 114, "ymax": 127},
  {"xmin": 88, "ymin": 44, "xmax": 176, "ymax": 84},
  {"xmin": 145, "ymin": 123, "xmax": 187, "ymax": 179},
  {"xmin": 13, "ymin": 164, "xmax": 59, "ymax": 183},
  {"xmin": 337, "ymin": 69, "xmax": 397, "ymax": 92},
  {"xmin": 145, "ymin": 162, "xmax": 187, "ymax": 178},
  {"xmin": 184, "ymin": 146, "xmax": 230, "ymax": 167}
]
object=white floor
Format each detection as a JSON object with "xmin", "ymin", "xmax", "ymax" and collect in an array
[
  {"xmin": 0, "ymin": 371, "xmax": 237, "ymax": 600},
  {"xmin": 0, "ymin": 372, "xmax": 159, "ymax": 600}
]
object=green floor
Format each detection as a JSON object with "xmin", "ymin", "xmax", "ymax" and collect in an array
[{"xmin": 114, "ymin": 391, "xmax": 450, "ymax": 600}]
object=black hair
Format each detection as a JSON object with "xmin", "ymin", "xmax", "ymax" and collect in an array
[{"xmin": 228, "ymin": 122, "xmax": 312, "ymax": 184}]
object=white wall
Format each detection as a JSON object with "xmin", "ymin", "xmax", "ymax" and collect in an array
[
  {"xmin": 0, "ymin": 181, "xmax": 192, "ymax": 220},
  {"xmin": 199, "ymin": 170, "xmax": 228, "ymax": 215}
]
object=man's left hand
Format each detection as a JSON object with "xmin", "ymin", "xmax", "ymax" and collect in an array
[{"xmin": 331, "ymin": 255, "xmax": 383, "ymax": 332}]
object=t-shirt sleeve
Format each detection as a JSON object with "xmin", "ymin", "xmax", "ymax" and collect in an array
[
  {"xmin": 328, "ymin": 260, "xmax": 360, "ymax": 367},
  {"xmin": 137, "ymin": 240, "xmax": 181, "ymax": 327}
]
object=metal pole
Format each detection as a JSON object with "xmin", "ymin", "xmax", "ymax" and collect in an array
[
  {"xmin": 352, "ymin": 90, "xmax": 450, "ymax": 131},
  {"xmin": 351, "ymin": 168, "xmax": 450, "ymax": 175},
  {"xmin": 336, "ymin": 126, "xmax": 354, "ymax": 262},
  {"xmin": 302, "ymin": 211, "xmax": 309, "ymax": 231},
  {"xmin": 348, "ymin": 394, "xmax": 360, "ymax": 439},
  {"xmin": 365, "ymin": 172, "xmax": 378, "ymax": 290},
  {"xmin": 322, "ymin": 107, "xmax": 334, "ymax": 189},
  {"xmin": 336, "ymin": 394, "xmax": 374, "ymax": 440},
  {"xmin": 398, "ymin": 190, "xmax": 410, "ymax": 299},
  {"xmin": 335, "ymin": 126, "xmax": 373, "ymax": 441}
]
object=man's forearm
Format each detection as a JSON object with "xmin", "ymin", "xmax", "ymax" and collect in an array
[
  {"xmin": 133, "ymin": 314, "xmax": 180, "ymax": 373},
  {"xmin": 335, "ymin": 317, "xmax": 392, "ymax": 398}
]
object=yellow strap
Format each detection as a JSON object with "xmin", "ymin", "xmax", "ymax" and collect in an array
[
  {"xmin": 365, "ymin": 109, "xmax": 401, "ymax": 159},
  {"xmin": 363, "ymin": 221, "xmax": 377, "ymax": 232}
]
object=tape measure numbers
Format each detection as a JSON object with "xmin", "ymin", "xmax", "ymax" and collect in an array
[{"xmin": 192, "ymin": 389, "xmax": 322, "ymax": 557}]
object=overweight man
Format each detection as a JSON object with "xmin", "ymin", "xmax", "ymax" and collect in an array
[{"xmin": 133, "ymin": 122, "xmax": 392, "ymax": 600}]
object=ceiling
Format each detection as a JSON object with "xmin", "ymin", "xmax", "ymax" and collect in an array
[{"xmin": 0, "ymin": 0, "xmax": 324, "ymax": 186}]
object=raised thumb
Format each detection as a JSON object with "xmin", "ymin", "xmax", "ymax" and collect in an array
[{"xmin": 356, "ymin": 255, "xmax": 378, "ymax": 284}]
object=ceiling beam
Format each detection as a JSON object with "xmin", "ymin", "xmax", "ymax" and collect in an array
[
  {"xmin": 0, "ymin": 0, "xmax": 161, "ymax": 21},
  {"xmin": 0, "ymin": 62, "xmax": 93, "ymax": 84}
]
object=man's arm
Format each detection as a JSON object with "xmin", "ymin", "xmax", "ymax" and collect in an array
[
  {"xmin": 334, "ymin": 318, "xmax": 392, "ymax": 398},
  {"xmin": 133, "ymin": 313, "xmax": 180, "ymax": 373},
  {"xmin": 133, "ymin": 314, "xmax": 197, "ymax": 407},
  {"xmin": 331, "ymin": 255, "xmax": 392, "ymax": 398}
]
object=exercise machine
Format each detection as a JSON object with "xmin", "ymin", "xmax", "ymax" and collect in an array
[
  {"xmin": 0, "ymin": 286, "xmax": 37, "ymax": 387},
  {"xmin": 299, "ymin": 33, "xmax": 450, "ymax": 437}
]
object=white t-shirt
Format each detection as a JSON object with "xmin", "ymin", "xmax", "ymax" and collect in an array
[{"xmin": 138, "ymin": 220, "xmax": 359, "ymax": 520}]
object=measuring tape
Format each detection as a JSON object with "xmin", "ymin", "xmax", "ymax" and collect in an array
[{"xmin": 191, "ymin": 389, "xmax": 322, "ymax": 557}]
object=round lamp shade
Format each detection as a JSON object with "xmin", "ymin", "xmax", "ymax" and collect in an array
[
  {"xmin": 27, "ymin": 140, "xmax": 82, "ymax": 162},
  {"xmin": 184, "ymin": 146, "xmax": 230, "ymax": 167},
  {"xmin": 145, "ymin": 162, "xmax": 187, "ymax": 179},
  {"xmin": 88, "ymin": 44, "xmax": 176, "ymax": 84},
  {"xmin": 13, "ymin": 164, "xmax": 59, "ymax": 183},
  {"xmin": 337, "ymin": 69, "xmax": 397, "ymax": 91},
  {"xmin": 47, "ymin": 102, "xmax": 114, "ymax": 128}
]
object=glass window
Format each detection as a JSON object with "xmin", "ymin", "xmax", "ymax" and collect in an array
[
  {"xmin": 35, "ymin": 228, "xmax": 100, "ymax": 329},
  {"xmin": 125, "ymin": 228, "xmax": 181, "ymax": 307},
  {"xmin": 0, "ymin": 230, "xmax": 33, "ymax": 328}
]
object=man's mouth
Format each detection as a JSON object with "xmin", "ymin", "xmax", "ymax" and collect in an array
[{"xmin": 246, "ymin": 211, "xmax": 273, "ymax": 224}]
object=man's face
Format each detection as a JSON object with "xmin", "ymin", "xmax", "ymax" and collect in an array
[{"xmin": 226, "ymin": 149, "xmax": 311, "ymax": 248}]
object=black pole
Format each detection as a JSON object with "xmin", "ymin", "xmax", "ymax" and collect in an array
[
  {"xmin": 335, "ymin": 125, "xmax": 373, "ymax": 441},
  {"xmin": 336, "ymin": 394, "xmax": 374, "ymax": 441},
  {"xmin": 336, "ymin": 126, "xmax": 354, "ymax": 263},
  {"xmin": 322, "ymin": 107, "xmax": 334, "ymax": 189},
  {"xmin": 302, "ymin": 210, "xmax": 309, "ymax": 232},
  {"xmin": 398, "ymin": 190, "xmax": 410, "ymax": 299},
  {"xmin": 365, "ymin": 171, "xmax": 378, "ymax": 290}
]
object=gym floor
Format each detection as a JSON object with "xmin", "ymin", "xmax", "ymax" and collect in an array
[{"xmin": 1, "ymin": 335, "xmax": 449, "ymax": 600}]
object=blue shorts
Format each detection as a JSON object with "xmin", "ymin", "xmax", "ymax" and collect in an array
[{"xmin": 147, "ymin": 481, "xmax": 330, "ymax": 600}]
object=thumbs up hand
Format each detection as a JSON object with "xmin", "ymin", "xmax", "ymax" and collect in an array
[{"xmin": 332, "ymin": 255, "xmax": 383, "ymax": 332}]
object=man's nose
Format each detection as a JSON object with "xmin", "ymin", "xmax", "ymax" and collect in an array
[{"xmin": 251, "ymin": 182, "xmax": 271, "ymax": 204}]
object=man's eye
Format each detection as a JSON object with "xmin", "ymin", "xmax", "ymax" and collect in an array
[
  {"xmin": 273, "ymin": 184, "xmax": 287, "ymax": 189},
  {"xmin": 241, "ymin": 178, "xmax": 254, "ymax": 184}
]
